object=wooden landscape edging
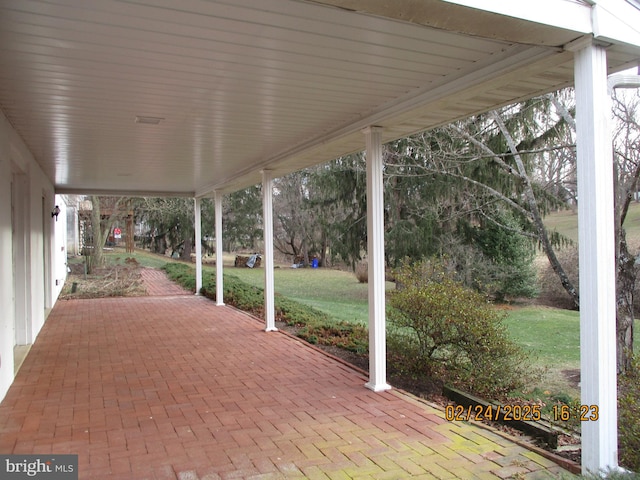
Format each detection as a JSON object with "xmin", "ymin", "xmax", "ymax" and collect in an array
[{"xmin": 442, "ymin": 385, "xmax": 560, "ymax": 449}]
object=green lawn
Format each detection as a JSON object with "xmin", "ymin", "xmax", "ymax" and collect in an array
[
  {"xmin": 108, "ymin": 249, "xmax": 173, "ymax": 269},
  {"xmin": 544, "ymin": 201, "xmax": 640, "ymax": 243},
  {"xmin": 505, "ymin": 307, "xmax": 638, "ymax": 398},
  {"xmin": 503, "ymin": 306, "xmax": 580, "ymax": 396},
  {"xmin": 540, "ymin": 204, "xmax": 640, "ymax": 394},
  {"xmin": 227, "ymin": 266, "xmax": 394, "ymax": 325},
  {"xmin": 504, "ymin": 306, "xmax": 580, "ymax": 365}
]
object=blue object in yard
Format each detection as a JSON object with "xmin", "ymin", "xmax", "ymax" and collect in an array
[{"xmin": 311, "ymin": 258, "xmax": 319, "ymax": 268}]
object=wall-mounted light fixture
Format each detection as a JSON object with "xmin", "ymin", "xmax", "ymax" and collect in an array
[{"xmin": 51, "ymin": 205, "xmax": 60, "ymax": 221}]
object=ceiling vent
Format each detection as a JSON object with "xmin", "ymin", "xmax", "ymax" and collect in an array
[{"xmin": 135, "ymin": 116, "xmax": 164, "ymax": 125}]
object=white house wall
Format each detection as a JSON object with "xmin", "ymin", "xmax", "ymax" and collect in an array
[
  {"xmin": 0, "ymin": 113, "xmax": 16, "ymax": 403},
  {"xmin": 0, "ymin": 110, "xmax": 65, "ymax": 403}
]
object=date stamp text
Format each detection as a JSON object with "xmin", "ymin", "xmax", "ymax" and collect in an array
[{"xmin": 445, "ymin": 404, "xmax": 599, "ymax": 422}]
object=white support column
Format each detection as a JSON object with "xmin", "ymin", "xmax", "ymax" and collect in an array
[
  {"xmin": 363, "ymin": 126, "xmax": 391, "ymax": 392},
  {"xmin": 262, "ymin": 170, "xmax": 277, "ymax": 332},
  {"xmin": 214, "ymin": 191, "xmax": 225, "ymax": 306},
  {"xmin": 194, "ymin": 197, "xmax": 203, "ymax": 296},
  {"xmin": 573, "ymin": 40, "xmax": 618, "ymax": 474}
]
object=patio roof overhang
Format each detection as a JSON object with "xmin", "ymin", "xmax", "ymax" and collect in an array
[{"xmin": 0, "ymin": 0, "xmax": 638, "ymax": 198}]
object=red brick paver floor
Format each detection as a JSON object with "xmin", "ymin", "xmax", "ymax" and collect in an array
[
  {"xmin": 140, "ymin": 268, "xmax": 193, "ymax": 296},
  {"xmin": 0, "ymin": 269, "xmax": 575, "ymax": 479}
]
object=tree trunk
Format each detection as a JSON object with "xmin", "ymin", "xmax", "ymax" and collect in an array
[
  {"xmin": 617, "ymin": 232, "xmax": 635, "ymax": 373},
  {"xmin": 152, "ymin": 235, "xmax": 167, "ymax": 254},
  {"xmin": 301, "ymin": 238, "xmax": 310, "ymax": 266},
  {"xmin": 90, "ymin": 196, "xmax": 104, "ymax": 272},
  {"xmin": 319, "ymin": 230, "xmax": 328, "ymax": 267},
  {"xmin": 180, "ymin": 238, "xmax": 193, "ymax": 262},
  {"xmin": 89, "ymin": 196, "xmax": 128, "ymax": 272}
]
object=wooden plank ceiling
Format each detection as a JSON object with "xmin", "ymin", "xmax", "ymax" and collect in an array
[{"xmin": 0, "ymin": 0, "xmax": 638, "ymax": 196}]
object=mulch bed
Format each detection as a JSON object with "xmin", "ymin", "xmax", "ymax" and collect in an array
[{"xmin": 60, "ymin": 259, "xmax": 146, "ymax": 299}]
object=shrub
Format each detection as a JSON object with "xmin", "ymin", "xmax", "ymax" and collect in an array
[
  {"xmin": 297, "ymin": 322, "xmax": 368, "ymax": 354},
  {"xmin": 387, "ymin": 261, "xmax": 538, "ymax": 397},
  {"xmin": 354, "ymin": 262, "xmax": 368, "ymax": 283},
  {"xmin": 163, "ymin": 262, "xmax": 197, "ymax": 291},
  {"xmin": 619, "ymin": 357, "xmax": 640, "ymax": 472},
  {"xmin": 583, "ymin": 469, "xmax": 640, "ymax": 479}
]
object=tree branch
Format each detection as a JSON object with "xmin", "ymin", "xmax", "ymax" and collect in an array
[{"xmin": 490, "ymin": 111, "xmax": 579, "ymax": 307}]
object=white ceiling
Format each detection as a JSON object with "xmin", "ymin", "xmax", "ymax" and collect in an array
[{"xmin": 0, "ymin": 0, "xmax": 639, "ymax": 196}]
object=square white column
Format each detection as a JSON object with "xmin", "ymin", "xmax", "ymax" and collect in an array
[
  {"xmin": 214, "ymin": 191, "xmax": 225, "ymax": 306},
  {"xmin": 573, "ymin": 39, "xmax": 618, "ymax": 474},
  {"xmin": 363, "ymin": 126, "xmax": 391, "ymax": 392},
  {"xmin": 194, "ymin": 197, "xmax": 203, "ymax": 296},
  {"xmin": 262, "ymin": 170, "xmax": 277, "ymax": 332}
]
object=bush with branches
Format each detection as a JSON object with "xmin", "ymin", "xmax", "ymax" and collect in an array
[
  {"xmin": 387, "ymin": 261, "xmax": 539, "ymax": 397},
  {"xmin": 618, "ymin": 356, "xmax": 640, "ymax": 472}
]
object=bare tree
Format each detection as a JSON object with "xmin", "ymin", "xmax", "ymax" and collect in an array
[
  {"xmin": 384, "ymin": 98, "xmax": 578, "ymax": 303},
  {"xmin": 612, "ymin": 89, "xmax": 640, "ymax": 372},
  {"xmin": 87, "ymin": 196, "xmax": 131, "ymax": 272},
  {"xmin": 273, "ymin": 171, "xmax": 313, "ymax": 264}
]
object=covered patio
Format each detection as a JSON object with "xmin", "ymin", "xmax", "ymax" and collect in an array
[
  {"xmin": 2, "ymin": 0, "xmax": 640, "ymax": 475},
  {"xmin": 0, "ymin": 271, "xmax": 572, "ymax": 479}
]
